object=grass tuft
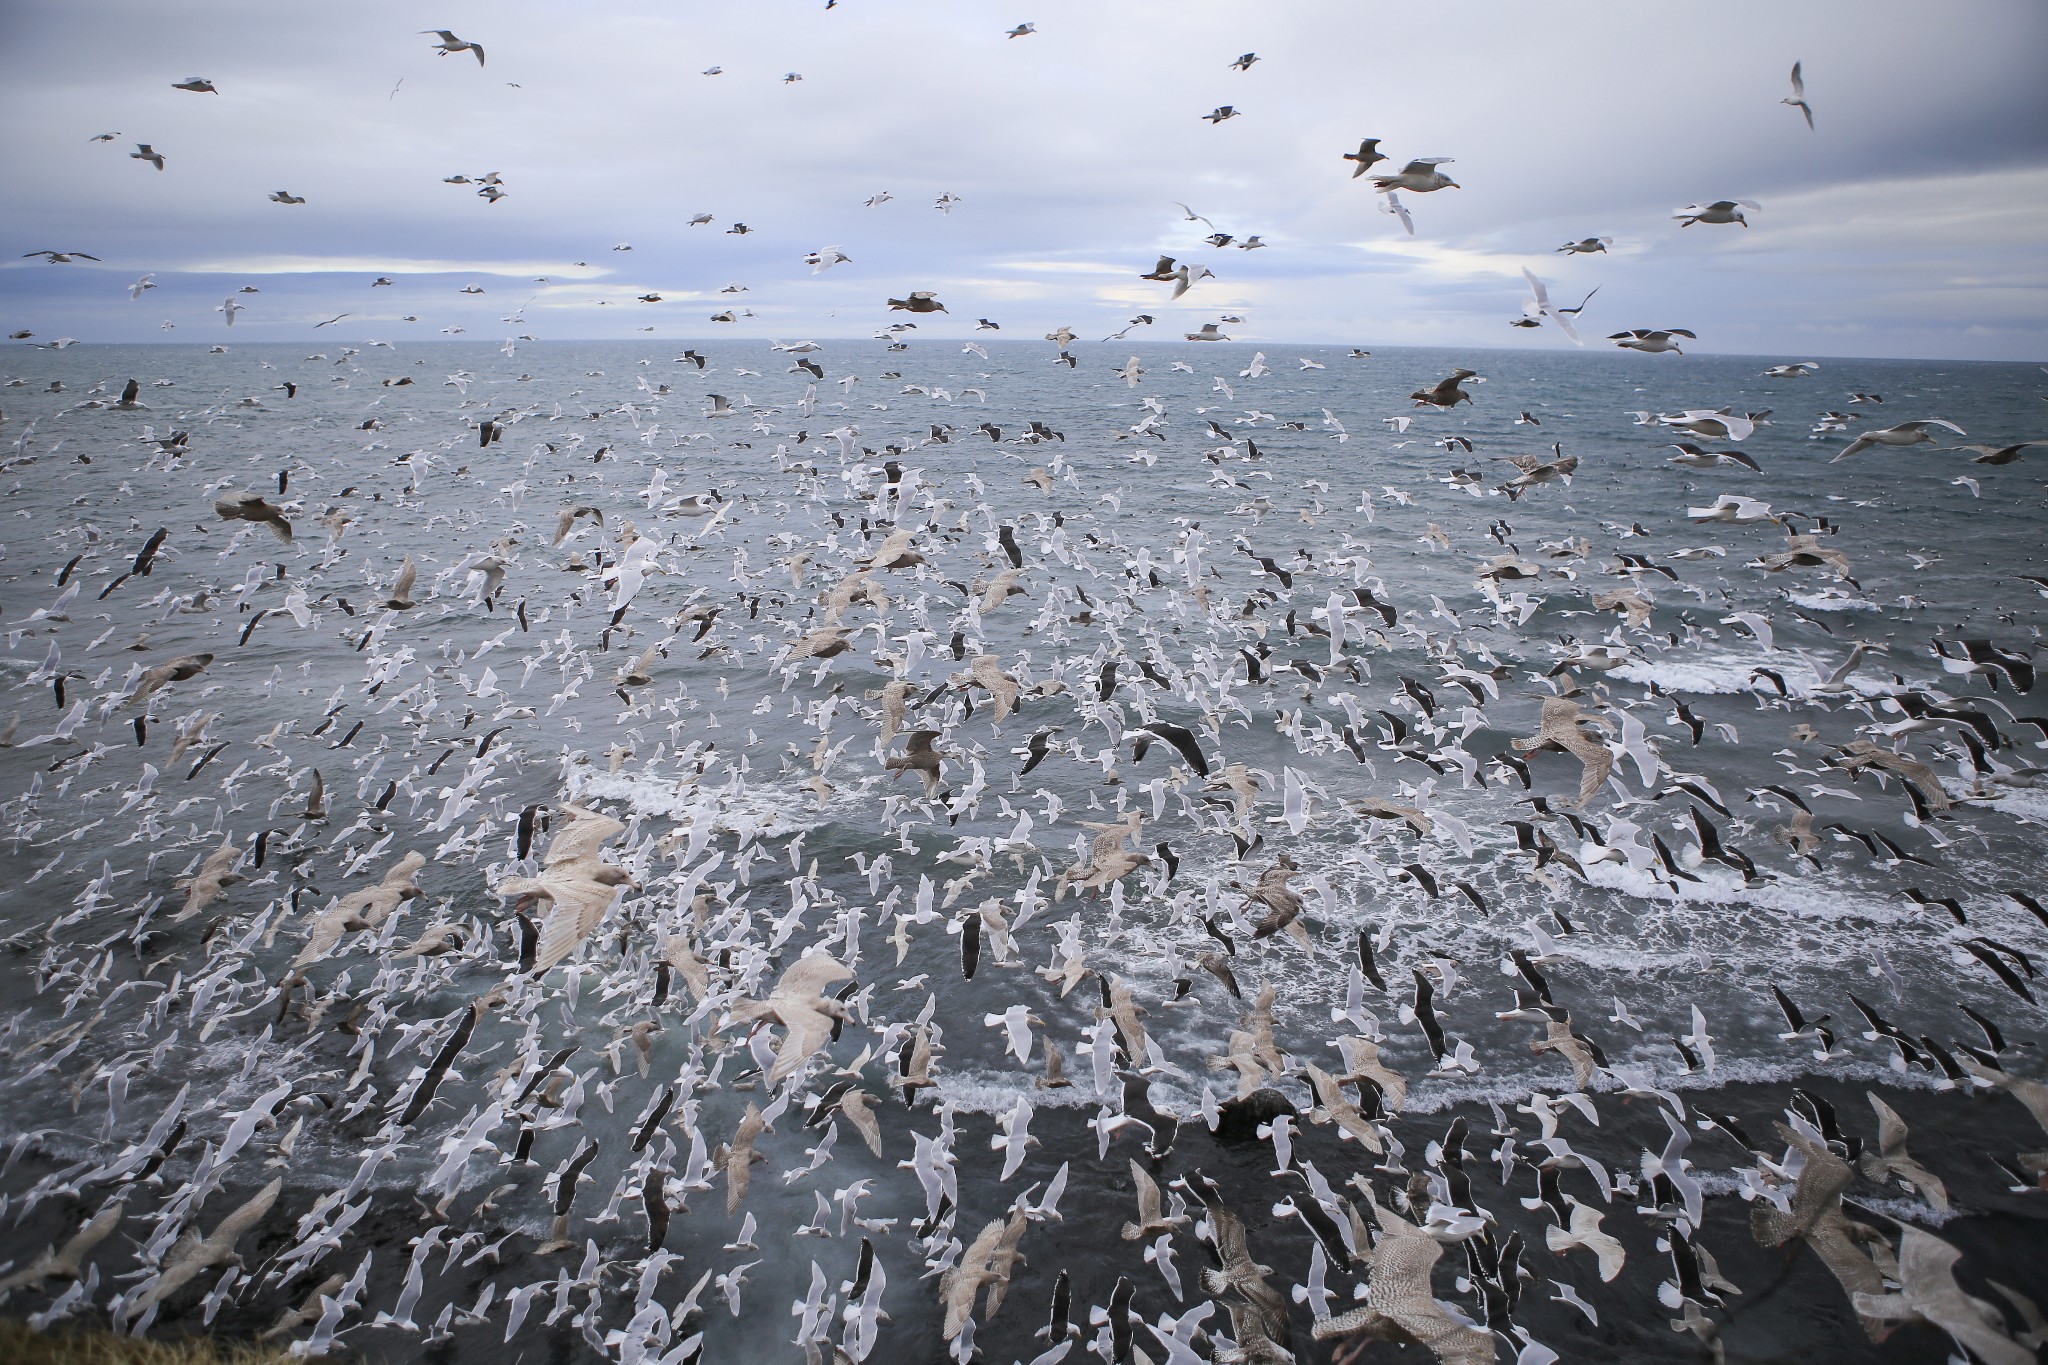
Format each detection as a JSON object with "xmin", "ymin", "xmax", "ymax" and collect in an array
[{"xmin": 0, "ymin": 1319, "xmax": 304, "ymax": 1365}]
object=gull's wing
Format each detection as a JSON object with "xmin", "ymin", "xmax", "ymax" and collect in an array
[
  {"xmin": 774, "ymin": 952, "xmax": 855, "ymax": 1003},
  {"xmin": 532, "ymin": 874, "xmax": 624, "ymax": 972},
  {"xmin": 200, "ymin": 1177, "xmax": 283, "ymax": 1260},
  {"xmin": 542, "ymin": 804, "xmax": 626, "ymax": 866},
  {"xmin": 769, "ymin": 1003, "xmax": 838, "ymax": 1084}
]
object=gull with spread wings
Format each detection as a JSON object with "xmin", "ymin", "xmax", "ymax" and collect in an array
[{"xmin": 493, "ymin": 803, "xmax": 636, "ymax": 973}]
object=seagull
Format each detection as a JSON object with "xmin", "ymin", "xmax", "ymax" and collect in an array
[
  {"xmin": 1763, "ymin": 361, "xmax": 1820, "ymax": 378},
  {"xmin": 1673, "ymin": 200, "xmax": 1759, "ymax": 227},
  {"xmin": 1379, "ymin": 192, "xmax": 1414, "ymax": 235},
  {"xmin": 1202, "ymin": 106, "xmax": 1241, "ymax": 123},
  {"xmin": 1005, "ymin": 23, "xmax": 1035, "ymax": 38},
  {"xmin": 171, "ymin": 77, "xmax": 218, "ymax": 94},
  {"xmin": 1782, "ymin": 61, "xmax": 1814, "ymax": 129},
  {"xmin": 1342, "ymin": 138, "xmax": 1386, "ymax": 178},
  {"xmin": 1829, "ymin": 418, "xmax": 1966, "ymax": 462},
  {"xmin": 492, "ymin": 804, "xmax": 636, "ymax": 974},
  {"xmin": 1410, "ymin": 368, "xmax": 1479, "ymax": 409},
  {"xmin": 1231, "ymin": 52, "xmax": 1259, "ymax": 70},
  {"xmin": 729, "ymin": 953, "xmax": 854, "ymax": 1085},
  {"xmin": 1311, "ymin": 1191, "xmax": 1495, "ymax": 1362},
  {"xmin": 1518, "ymin": 268, "xmax": 1583, "ymax": 343},
  {"xmin": 23, "ymin": 250, "xmax": 100, "ymax": 264},
  {"xmin": 423, "ymin": 30, "xmax": 486, "ymax": 66},
  {"xmin": 130, "ymin": 143, "xmax": 165, "ymax": 171},
  {"xmin": 1609, "ymin": 328, "xmax": 1695, "ymax": 354},
  {"xmin": 1557, "ymin": 237, "xmax": 1611, "ymax": 254},
  {"xmin": 1667, "ymin": 442, "xmax": 1759, "ymax": 472},
  {"xmin": 1854, "ymin": 1229, "xmax": 2033, "ymax": 1365},
  {"xmin": 1954, "ymin": 440, "xmax": 2046, "ymax": 465},
  {"xmin": 1371, "ymin": 158, "xmax": 1457, "ymax": 193},
  {"xmin": 269, "ymin": 190, "xmax": 306, "ymax": 204}
]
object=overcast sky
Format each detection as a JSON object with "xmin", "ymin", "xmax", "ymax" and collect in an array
[{"xmin": 3, "ymin": 0, "xmax": 2045, "ymax": 358}]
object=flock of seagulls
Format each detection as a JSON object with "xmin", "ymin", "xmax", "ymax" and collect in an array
[{"xmin": 2, "ymin": 13, "xmax": 2045, "ymax": 1365}]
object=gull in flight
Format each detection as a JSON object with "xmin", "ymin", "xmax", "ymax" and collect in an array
[
  {"xmin": 130, "ymin": 143, "xmax": 165, "ymax": 171},
  {"xmin": 172, "ymin": 77, "xmax": 217, "ymax": 94},
  {"xmin": 423, "ymin": 30, "xmax": 486, "ymax": 65},
  {"xmin": 1608, "ymin": 328, "xmax": 1694, "ymax": 354},
  {"xmin": 1379, "ymin": 192, "xmax": 1413, "ymax": 235},
  {"xmin": 494, "ymin": 805, "xmax": 636, "ymax": 974},
  {"xmin": 1673, "ymin": 199, "xmax": 1758, "ymax": 227},
  {"xmin": 1557, "ymin": 237, "xmax": 1611, "ymax": 254},
  {"xmin": 1342, "ymin": 137, "xmax": 1386, "ymax": 177},
  {"xmin": 23, "ymin": 250, "xmax": 100, "ymax": 264},
  {"xmin": 1782, "ymin": 61, "xmax": 1814, "ymax": 130},
  {"xmin": 1372, "ymin": 158, "xmax": 1457, "ymax": 193},
  {"xmin": 1517, "ymin": 268, "xmax": 1582, "ymax": 343},
  {"xmin": 1828, "ymin": 418, "xmax": 1965, "ymax": 463}
]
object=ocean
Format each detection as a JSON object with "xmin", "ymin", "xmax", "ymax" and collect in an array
[{"xmin": 0, "ymin": 337, "xmax": 2043, "ymax": 1363}]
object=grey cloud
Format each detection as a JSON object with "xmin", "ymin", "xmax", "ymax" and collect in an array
[{"xmin": 3, "ymin": 0, "xmax": 2044, "ymax": 358}]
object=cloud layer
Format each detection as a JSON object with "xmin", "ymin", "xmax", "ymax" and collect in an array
[{"xmin": 4, "ymin": 0, "xmax": 2045, "ymax": 357}]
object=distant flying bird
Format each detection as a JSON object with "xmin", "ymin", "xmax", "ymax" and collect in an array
[
  {"xmin": 1379, "ymin": 192, "xmax": 1414, "ymax": 236},
  {"xmin": 128, "ymin": 273, "xmax": 155, "ymax": 298},
  {"xmin": 1006, "ymin": 23, "xmax": 1035, "ymax": 38},
  {"xmin": 23, "ymin": 250, "xmax": 100, "ymax": 264},
  {"xmin": 172, "ymin": 77, "xmax": 217, "ymax": 94},
  {"xmin": 423, "ymin": 29, "xmax": 486, "ymax": 66},
  {"xmin": 1609, "ymin": 328, "xmax": 1695, "ymax": 354},
  {"xmin": 1342, "ymin": 138, "xmax": 1386, "ymax": 178},
  {"xmin": 1231, "ymin": 52, "xmax": 1259, "ymax": 70},
  {"xmin": 1518, "ymin": 268, "xmax": 1583, "ymax": 344},
  {"xmin": 269, "ymin": 190, "xmax": 306, "ymax": 204},
  {"xmin": 1782, "ymin": 61, "xmax": 1814, "ymax": 129},
  {"xmin": 1557, "ymin": 237, "xmax": 1611, "ymax": 254},
  {"xmin": 887, "ymin": 291, "xmax": 947, "ymax": 313},
  {"xmin": 1202, "ymin": 106, "xmax": 1241, "ymax": 123},
  {"xmin": 1372, "ymin": 158, "xmax": 1457, "ymax": 193},
  {"xmin": 130, "ymin": 143, "xmax": 165, "ymax": 171},
  {"xmin": 1674, "ymin": 199, "xmax": 1759, "ymax": 227}
]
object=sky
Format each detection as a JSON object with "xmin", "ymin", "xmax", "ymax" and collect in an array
[{"xmin": 3, "ymin": 0, "xmax": 2046, "ymax": 359}]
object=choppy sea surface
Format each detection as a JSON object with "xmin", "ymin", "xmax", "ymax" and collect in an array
[{"xmin": 0, "ymin": 339, "xmax": 2043, "ymax": 1364}]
